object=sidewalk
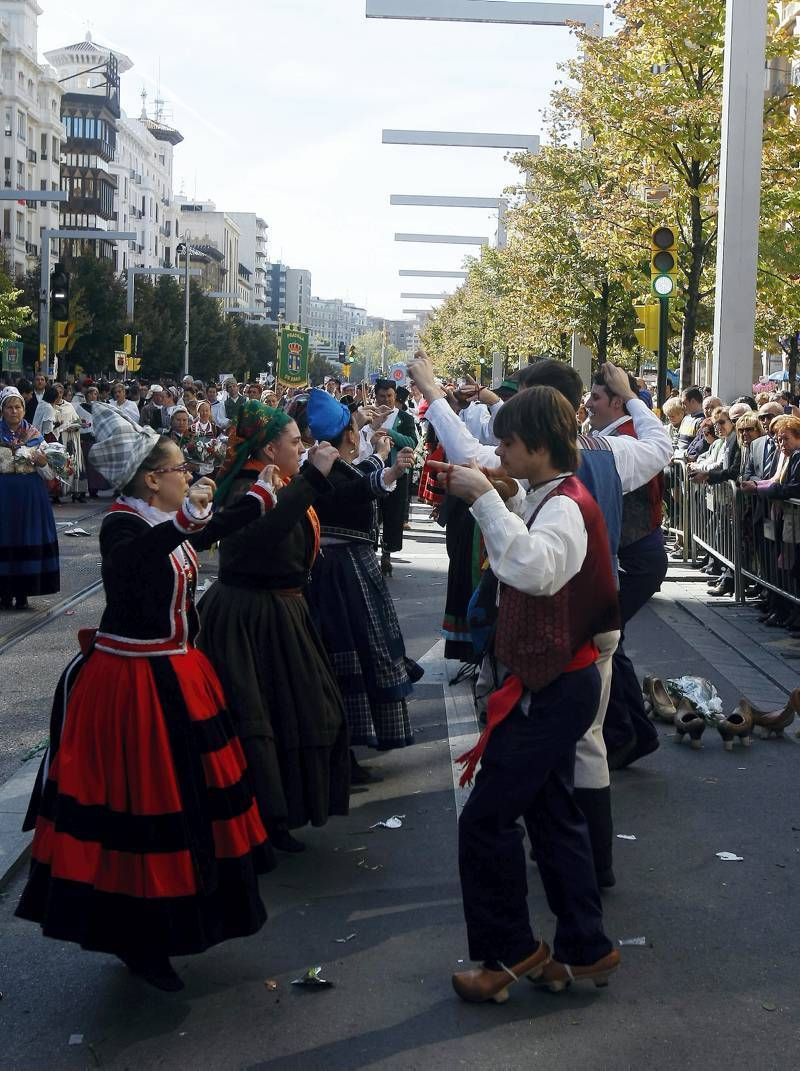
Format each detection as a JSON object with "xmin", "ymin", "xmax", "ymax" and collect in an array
[{"xmin": 650, "ymin": 560, "xmax": 800, "ymax": 710}]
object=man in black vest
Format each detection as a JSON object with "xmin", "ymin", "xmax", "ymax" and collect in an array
[{"xmin": 369, "ymin": 379, "xmax": 419, "ymax": 575}]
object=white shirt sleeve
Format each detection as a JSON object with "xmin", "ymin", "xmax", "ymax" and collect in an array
[
  {"xmin": 470, "ymin": 488, "xmax": 587, "ymax": 597},
  {"xmin": 598, "ymin": 398, "xmax": 672, "ymax": 493},
  {"xmin": 426, "ymin": 396, "xmax": 502, "ymax": 468}
]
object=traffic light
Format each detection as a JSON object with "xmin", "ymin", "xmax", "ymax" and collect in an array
[
  {"xmin": 650, "ymin": 226, "xmax": 677, "ymax": 298},
  {"xmin": 346, "ymin": 344, "xmax": 356, "ymax": 364},
  {"xmin": 338, "ymin": 341, "xmax": 346, "ymax": 360},
  {"xmin": 634, "ymin": 304, "xmax": 660, "ymax": 351},
  {"xmin": 50, "ymin": 263, "xmax": 70, "ymax": 321}
]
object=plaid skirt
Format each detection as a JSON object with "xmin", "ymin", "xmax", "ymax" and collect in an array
[{"xmin": 308, "ymin": 542, "xmax": 415, "ymax": 749}]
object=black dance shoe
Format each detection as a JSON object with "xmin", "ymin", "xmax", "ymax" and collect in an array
[
  {"xmin": 118, "ymin": 953, "xmax": 184, "ymax": 992},
  {"xmin": 270, "ymin": 828, "xmax": 306, "ymax": 853}
]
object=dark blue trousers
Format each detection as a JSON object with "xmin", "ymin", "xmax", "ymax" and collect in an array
[
  {"xmin": 458, "ymin": 664, "xmax": 613, "ymax": 967},
  {"xmin": 603, "ymin": 535, "xmax": 668, "ymax": 754}
]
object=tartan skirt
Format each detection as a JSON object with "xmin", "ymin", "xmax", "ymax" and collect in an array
[
  {"xmin": 15, "ymin": 647, "xmax": 271, "ymax": 957},
  {"xmin": 308, "ymin": 542, "xmax": 415, "ymax": 749}
]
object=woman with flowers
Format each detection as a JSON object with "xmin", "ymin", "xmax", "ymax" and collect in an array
[{"xmin": 0, "ymin": 386, "xmax": 60, "ymax": 610}]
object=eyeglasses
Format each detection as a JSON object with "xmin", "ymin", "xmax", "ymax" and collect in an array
[{"xmin": 148, "ymin": 462, "xmax": 192, "ymax": 475}]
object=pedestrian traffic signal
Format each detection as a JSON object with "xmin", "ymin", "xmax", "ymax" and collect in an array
[
  {"xmin": 634, "ymin": 304, "xmax": 660, "ymax": 351},
  {"xmin": 50, "ymin": 263, "xmax": 70, "ymax": 321},
  {"xmin": 650, "ymin": 226, "xmax": 677, "ymax": 298}
]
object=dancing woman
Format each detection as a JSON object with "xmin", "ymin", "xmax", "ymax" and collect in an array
[
  {"xmin": 198, "ymin": 401, "xmax": 350, "ymax": 853},
  {"xmin": 304, "ymin": 389, "xmax": 420, "ymax": 776},
  {"xmin": 16, "ymin": 405, "xmax": 279, "ymax": 992}
]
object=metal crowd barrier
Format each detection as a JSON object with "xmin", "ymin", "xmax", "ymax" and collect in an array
[
  {"xmin": 663, "ymin": 458, "xmax": 690, "ymax": 561},
  {"xmin": 737, "ymin": 492, "xmax": 800, "ymax": 607},
  {"xmin": 663, "ymin": 457, "xmax": 800, "ymax": 606}
]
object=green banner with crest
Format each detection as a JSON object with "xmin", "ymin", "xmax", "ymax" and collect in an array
[{"xmin": 277, "ymin": 327, "xmax": 309, "ymax": 388}]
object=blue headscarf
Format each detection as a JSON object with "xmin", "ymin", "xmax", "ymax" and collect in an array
[{"xmin": 306, "ymin": 387, "xmax": 351, "ymax": 442}]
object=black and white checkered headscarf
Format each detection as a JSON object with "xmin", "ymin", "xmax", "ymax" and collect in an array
[{"xmin": 89, "ymin": 403, "xmax": 162, "ymax": 490}]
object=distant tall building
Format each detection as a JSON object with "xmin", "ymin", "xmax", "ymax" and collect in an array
[
  {"xmin": 266, "ymin": 261, "xmax": 286, "ymax": 322},
  {"xmin": 0, "ymin": 0, "xmax": 64, "ymax": 278},
  {"xmin": 366, "ymin": 316, "xmax": 416, "ymax": 354},
  {"xmin": 228, "ymin": 212, "xmax": 269, "ymax": 320},
  {"xmin": 175, "ymin": 197, "xmax": 241, "ymax": 312},
  {"xmin": 285, "ymin": 267, "xmax": 311, "ymax": 327},
  {"xmin": 310, "ymin": 296, "xmax": 367, "ymax": 350}
]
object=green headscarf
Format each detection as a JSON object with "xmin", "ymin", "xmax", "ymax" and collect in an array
[{"xmin": 214, "ymin": 400, "xmax": 291, "ymax": 504}]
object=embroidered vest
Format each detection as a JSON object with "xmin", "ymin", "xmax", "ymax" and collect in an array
[
  {"xmin": 602, "ymin": 418, "xmax": 664, "ymax": 548},
  {"xmin": 493, "ymin": 476, "xmax": 620, "ymax": 694}
]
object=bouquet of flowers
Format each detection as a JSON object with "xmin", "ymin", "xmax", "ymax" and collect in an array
[
  {"xmin": 40, "ymin": 441, "xmax": 76, "ymax": 480},
  {"xmin": 178, "ymin": 433, "xmax": 228, "ymax": 469}
]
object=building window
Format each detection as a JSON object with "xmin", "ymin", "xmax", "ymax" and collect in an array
[
  {"xmin": 17, "ymin": 112, "xmax": 26, "ymax": 140},
  {"xmin": 16, "ymin": 212, "xmax": 24, "ymax": 240},
  {"xmin": 4, "ymin": 109, "xmax": 11, "ymax": 137},
  {"xmin": 52, "ymin": 136, "xmax": 59, "ymax": 158}
]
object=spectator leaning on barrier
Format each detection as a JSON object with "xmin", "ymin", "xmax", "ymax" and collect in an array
[
  {"xmin": 677, "ymin": 387, "xmax": 704, "ymax": 450},
  {"xmin": 685, "ymin": 395, "xmax": 722, "ymax": 461},
  {"xmin": 662, "ymin": 397, "xmax": 685, "ymax": 449}
]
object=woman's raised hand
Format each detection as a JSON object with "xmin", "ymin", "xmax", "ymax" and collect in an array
[{"xmin": 187, "ymin": 476, "xmax": 216, "ymax": 512}]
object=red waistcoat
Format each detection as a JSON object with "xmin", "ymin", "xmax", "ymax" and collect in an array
[{"xmin": 493, "ymin": 475, "xmax": 620, "ymax": 693}]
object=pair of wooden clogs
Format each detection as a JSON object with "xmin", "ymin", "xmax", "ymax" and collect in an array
[{"xmin": 642, "ymin": 678, "xmax": 800, "ymax": 751}]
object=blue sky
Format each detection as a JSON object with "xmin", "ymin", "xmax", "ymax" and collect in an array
[{"xmin": 38, "ymin": 0, "xmax": 592, "ymax": 320}]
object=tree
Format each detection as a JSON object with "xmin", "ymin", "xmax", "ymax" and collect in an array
[
  {"xmin": 557, "ymin": 0, "xmax": 800, "ymax": 385},
  {"xmin": 66, "ymin": 256, "xmax": 127, "ymax": 371},
  {"xmin": 0, "ymin": 254, "xmax": 32, "ymax": 344}
]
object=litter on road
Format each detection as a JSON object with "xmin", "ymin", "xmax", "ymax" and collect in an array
[
  {"xmin": 370, "ymin": 815, "xmax": 405, "ymax": 829},
  {"xmin": 291, "ymin": 967, "xmax": 333, "ymax": 989},
  {"xmin": 617, "ymin": 834, "xmax": 637, "ymax": 841},
  {"xmin": 716, "ymin": 852, "xmax": 744, "ymax": 861}
]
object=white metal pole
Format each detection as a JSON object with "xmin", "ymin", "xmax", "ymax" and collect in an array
[
  {"xmin": 711, "ymin": 0, "xmax": 769, "ymax": 400},
  {"xmin": 183, "ymin": 233, "xmax": 191, "ymax": 379}
]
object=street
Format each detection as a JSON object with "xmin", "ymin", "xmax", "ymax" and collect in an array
[{"xmin": 1, "ymin": 506, "xmax": 799, "ymax": 1070}]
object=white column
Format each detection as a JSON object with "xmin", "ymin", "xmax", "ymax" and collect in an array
[
  {"xmin": 571, "ymin": 335, "xmax": 593, "ymax": 389},
  {"xmin": 711, "ymin": 0, "xmax": 768, "ymax": 401}
]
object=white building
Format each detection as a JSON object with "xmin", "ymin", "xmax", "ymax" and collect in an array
[
  {"xmin": 113, "ymin": 95, "xmax": 183, "ymax": 273},
  {"xmin": 228, "ymin": 212, "xmax": 268, "ymax": 320},
  {"xmin": 0, "ymin": 0, "xmax": 63, "ymax": 279},
  {"xmin": 176, "ymin": 197, "xmax": 240, "ymax": 313},
  {"xmin": 285, "ymin": 267, "xmax": 311, "ymax": 327},
  {"xmin": 44, "ymin": 35, "xmax": 183, "ymax": 274},
  {"xmin": 310, "ymin": 295, "xmax": 368, "ymax": 349}
]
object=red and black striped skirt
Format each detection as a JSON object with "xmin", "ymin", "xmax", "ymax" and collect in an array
[{"xmin": 15, "ymin": 647, "xmax": 273, "ymax": 957}]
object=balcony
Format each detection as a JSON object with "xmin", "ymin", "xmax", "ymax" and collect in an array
[
  {"xmin": 26, "ymin": 148, "xmax": 36, "ymax": 164},
  {"xmin": 25, "ymin": 241, "xmax": 37, "ymax": 256}
]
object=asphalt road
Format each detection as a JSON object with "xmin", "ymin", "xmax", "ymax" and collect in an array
[{"xmin": 1, "ymin": 509, "xmax": 799, "ymax": 1069}]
